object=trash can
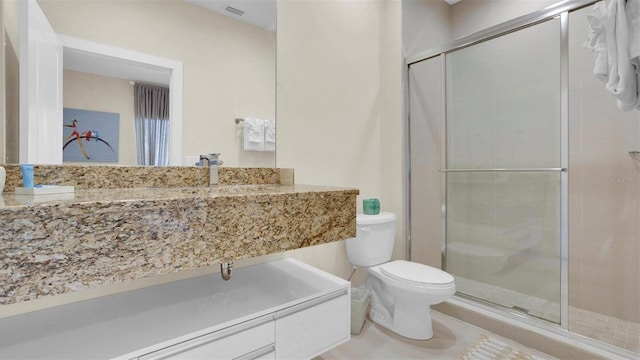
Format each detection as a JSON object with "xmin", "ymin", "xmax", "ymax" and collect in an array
[{"xmin": 350, "ymin": 287, "xmax": 370, "ymax": 335}]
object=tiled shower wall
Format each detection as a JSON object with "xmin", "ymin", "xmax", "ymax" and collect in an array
[{"xmin": 568, "ymin": 6, "xmax": 640, "ymax": 327}]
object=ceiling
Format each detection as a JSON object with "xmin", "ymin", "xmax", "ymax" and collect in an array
[{"xmin": 185, "ymin": 0, "xmax": 277, "ymax": 33}]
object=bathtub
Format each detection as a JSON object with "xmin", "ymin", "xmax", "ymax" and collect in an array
[{"xmin": 0, "ymin": 258, "xmax": 350, "ymax": 359}]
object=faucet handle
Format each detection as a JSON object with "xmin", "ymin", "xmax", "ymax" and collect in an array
[
  {"xmin": 196, "ymin": 154, "xmax": 209, "ymax": 166},
  {"xmin": 197, "ymin": 153, "xmax": 223, "ymax": 167}
]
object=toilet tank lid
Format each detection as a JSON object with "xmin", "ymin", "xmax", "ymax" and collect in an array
[{"xmin": 357, "ymin": 212, "xmax": 396, "ymax": 225}]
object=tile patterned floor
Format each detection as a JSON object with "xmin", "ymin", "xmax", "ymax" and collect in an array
[
  {"xmin": 316, "ymin": 311, "xmax": 556, "ymax": 360},
  {"xmin": 569, "ymin": 307, "xmax": 640, "ymax": 354},
  {"xmin": 456, "ymin": 276, "xmax": 640, "ymax": 354}
]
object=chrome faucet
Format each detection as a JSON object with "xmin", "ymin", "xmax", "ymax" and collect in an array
[{"xmin": 197, "ymin": 153, "xmax": 223, "ymax": 185}]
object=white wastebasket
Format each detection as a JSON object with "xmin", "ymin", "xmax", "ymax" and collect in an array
[{"xmin": 350, "ymin": 287, "xmax": 370, "ymax": 335}]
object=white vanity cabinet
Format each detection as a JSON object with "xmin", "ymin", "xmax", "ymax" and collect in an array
[
  {"xmin": 0, "ymin": 259, "xmax": 350, "ymax": 360},
  {"xmin": 137, "ymin": 315, "xmax": 276, "ymax": 360},
  {"xmin": 275, "ymin": 290, "xmax": 350, "ymax": 359}
]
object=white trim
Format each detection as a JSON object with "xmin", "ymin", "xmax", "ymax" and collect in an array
[
  {"xmin": 169, "ymin": 65, "xmax": 183, "ymax": 166},
  {"xmin": 19, "ymin": 0, "xmax": 63, "ymax": 165},
  {"xmin": 57, "ymin": 35, "xmax": 184, "ymax": 166}
]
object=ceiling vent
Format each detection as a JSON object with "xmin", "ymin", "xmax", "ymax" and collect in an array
[{"xmin": 224, "ymin": 6, "xmax": 245, "ymax": 16}]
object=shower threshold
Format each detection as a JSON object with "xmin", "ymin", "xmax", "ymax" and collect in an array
[
  {"xmin": 454, "ymin": 277, "xmax": 639, "ymax": 354},
  {"xmin": 454, "ymin": 276, "xmax": 561, "ymax": 324}
]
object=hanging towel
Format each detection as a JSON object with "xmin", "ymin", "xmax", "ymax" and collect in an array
[
  {"xmin": 604, "ymin": 0, "xmax": 638, "ymax": 111},
  {"xmin": 627, "ymin": 0, "xmax": 640, "ymax": 109},
  {"xmin": 264, "ymin": 119, "xmax": 276, "ymax": 152},
  {"xmin": 584, "ymin": 1, "xmax": 609, "ymax": 82},
  {"xmin": 243, "ymin": 117, "xmax": 265, "ymax": 151}
]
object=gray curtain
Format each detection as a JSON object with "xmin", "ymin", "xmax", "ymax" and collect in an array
[{"xmin": 134, "ymin": 83, "xmax": 170, "ymax": 166}]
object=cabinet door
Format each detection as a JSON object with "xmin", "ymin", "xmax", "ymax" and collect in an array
[
  {"xmin": 139, "ymin": 315, "xmax": 274, "ymax": 360},
  {"xmin": 275, "ymin": 289, "xmax": 350, "ymax": 360}
]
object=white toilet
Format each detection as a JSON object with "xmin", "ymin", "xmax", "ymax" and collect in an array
[{"xmin": 346, "ymin": 212, "xmax": 455, "ymax": 340}]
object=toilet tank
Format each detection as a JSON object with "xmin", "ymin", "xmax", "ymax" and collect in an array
[{"xmin": 346, "ymin": 212, "xmax": 396, "ymax": 267}]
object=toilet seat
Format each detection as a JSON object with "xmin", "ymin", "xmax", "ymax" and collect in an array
[{"xmin": 379, "ymin": 260, "xmax": 454, "ymax": 288}]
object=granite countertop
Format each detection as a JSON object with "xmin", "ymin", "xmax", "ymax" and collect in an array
[
  {"xmin": 0, "ymin": 184, "xmax": 358, "ymax": 209},
  {"xmin": 0, "ymin": 184, "xmax": 358, "ymax": 305}
]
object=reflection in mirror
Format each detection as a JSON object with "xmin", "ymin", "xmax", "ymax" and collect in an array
[
  {"xmin": 59, "ymin": 35, "xmax": 182, "ymax": 166},
  {"xmin": 4, "ymin": 0, "xmax": 276, "ymax": 167}
]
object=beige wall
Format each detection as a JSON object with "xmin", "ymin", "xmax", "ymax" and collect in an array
[
  {"xmin": 38, "ymin": 0, "xmax": 275, "ymax": 168},
  {"xmin": 276, "ymin": 0, "xmax": 404, "ymax": 282},
  {"xmin": 402, "ymin": 0, "xmax": 451, "ymax": 58},
  {"xmin": 402, "ymin": 0, "xmax": 452, "ymax": 269},
  {"xmin": 403, "ymin": 0, "xmax": 559, "ymax": 51},
  {"xmin": 402, "ymin": 0, "xmax": 450, "ymax": 270},
  {"xmin": 63, "ymin": 70, "xmax": 136, "ymax": 165},
  {"xmin": 408, "ymin": 56, "xmax": 445, "ymax": 269},
  {"xmin": 449, "ymin": 0, "xmax": 558, "ymax": 39}
]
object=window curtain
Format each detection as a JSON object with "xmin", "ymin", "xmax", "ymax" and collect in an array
[{"xmin": 134, "ymin": 83, "xmax": 170, "ymax": 166}]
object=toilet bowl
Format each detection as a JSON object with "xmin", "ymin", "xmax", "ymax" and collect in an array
[
  {"xmin": 346, "ymin": 212, "xmax": 456, "ymax": 340},
  {"xmin": 366, "ymin": 260, "xmax": 455, "ymax": 339}
]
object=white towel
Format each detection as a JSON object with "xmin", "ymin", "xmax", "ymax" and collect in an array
[
  {"xmin": 604, "ymin": 0, "xmax": 638, "ymax": 111},
  {"xmin": 629, "ymin": 0, "xmax": 640, "ymax": 61},
  {"xmin": 627, "ymin": 0, "xmax": 640, "ymax": 109},
  {"xmin": 584, "ymin": 1, "xmax": 609, "ymax": 82},
  {"xmin": 243, "ymin": 117, "xmax": 265, "ymax": 151},
  {"xmin": 264, "ymin": 119, "xmax": 276, "ymax": 152}
]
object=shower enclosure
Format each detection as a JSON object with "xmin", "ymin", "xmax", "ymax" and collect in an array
[{"xmin": 408, "ymin": 0, "xmax": 639, "ymax": 356}]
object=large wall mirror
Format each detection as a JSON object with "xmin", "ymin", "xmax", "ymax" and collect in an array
[{"xmin": 3, "ymin": 0, "xmax": 276, "ymax": 167}]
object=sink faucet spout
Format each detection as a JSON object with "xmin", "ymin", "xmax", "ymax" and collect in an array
[{"xmin": 198, "ymin": 153, "xmax": 223, "ymax": 186}]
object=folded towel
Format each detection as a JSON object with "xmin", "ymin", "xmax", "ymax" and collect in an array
[
  {"xmin": 264, "ymin": 119, "xmax": 276, "ymax": 152},
  {"xmin": 604, "ymin": 0, "xmax": 638, "ymax": 111},
  {"xmin": 243, "ymin": 117, "xmax": 265, "ymax": 151},
  {"xmin": 629, "ymin": 0, "xmax": 640, "ymax": 60},
  {"xmin": 585, "ymin": 1, "xmax": 609, "ymax": 82}
]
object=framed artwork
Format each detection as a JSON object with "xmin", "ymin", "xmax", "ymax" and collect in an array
[{"xmin": 63, "ymin": 108, "xmax": 119, "ymax": 162}]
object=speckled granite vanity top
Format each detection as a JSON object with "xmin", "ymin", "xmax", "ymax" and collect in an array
[
  {"xmin": 0, "ymin": 184, "xmax": 355, "ymax": 208},
  {"xmin": 0, "ymin": 165, "xmax": 358, "ymax": 306}
]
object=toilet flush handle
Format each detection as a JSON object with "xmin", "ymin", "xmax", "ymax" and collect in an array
[{"xmin": 360, "ymin": 227, "xmax": 371, "ymax": 232}]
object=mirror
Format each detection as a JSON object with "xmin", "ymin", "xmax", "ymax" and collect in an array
[{"xmin": 3, "ymin": 0, "xmax": 276, "ymax": 167}]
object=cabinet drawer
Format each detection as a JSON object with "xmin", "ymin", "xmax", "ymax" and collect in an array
[
  {"xmin": 139, "ymin": 315, "xmax": 274, "ymax": 360},
  {"xmin": 275, "ymin": 289, "xmax": 350, "ymax": 359}
]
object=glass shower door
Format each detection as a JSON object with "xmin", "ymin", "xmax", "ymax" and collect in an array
[{"xmin": 444, "ymin": 17, "xmax": 563, "ymax": 323}]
